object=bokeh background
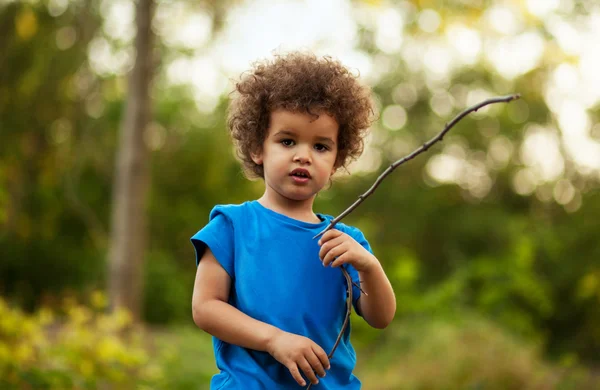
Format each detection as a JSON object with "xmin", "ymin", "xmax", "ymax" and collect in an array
[{"xmin": 1, "ymin": 0, "xmax": 600, "ymax": 388}]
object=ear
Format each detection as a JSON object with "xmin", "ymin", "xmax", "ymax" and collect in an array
[{"xmin": 251, "ymin": 151, "xmax": 263, "ymax": 165}]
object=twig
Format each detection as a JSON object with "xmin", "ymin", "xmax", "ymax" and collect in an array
[
  {"xmin": 306, "ymin": 94, "xmax": 520, "ymax": 389},
  {"xmin": 306, "ymin": 267, "xmax": 352, "ymax": 390},
  {"xmin": 313, "ymin": 94, "xmax": 521, "ymax": 240}
]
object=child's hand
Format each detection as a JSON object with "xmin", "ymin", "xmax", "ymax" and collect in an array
[
  {"xmin": 318, "ymin": 229, "xmax": 376, "ymax": 272},
  {"xmin": 266, "ymin": 330, "xmax": 330, "ymax": 387}
]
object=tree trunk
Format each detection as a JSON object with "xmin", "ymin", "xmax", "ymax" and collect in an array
[{"xmin": 107, "ymin": 0, "xmax": 155, "ymax": 320}]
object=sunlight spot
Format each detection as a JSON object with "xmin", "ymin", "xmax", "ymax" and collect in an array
[
  {"xmin": 486, "ymin": 6, "xmax": 520, "ymax": 35},
  {"xmin": 418, "ymin": 9, "xmax": 441, "ymax": 33},
  {"xmin": 88, "ymin": 37, "xmax": 133, "ymax": 76},
  {"xmin": 49, "ymin": 118, "xmax": 72, "ymax": 145},
  {"xmin": 445, "ymin": 142, "xmax": 468, "ymax": 160},
  {"xmin": 426, "ymin": 154, "xmax": 462, "ymax": 183},
  {"xmin": 536, "ymin": 184, "xmax": 553, "ymax": 202},
  {"xmin": 545, "ymin": 17, "xmax": 581, "ymax": 55},
  {"xmin": 466, "ymin": 88, "xmax": 494, "ymax": 118},
  {"xmin": 214, "ymin": 0, "xmax": 363, "ymax": 77},
  {"xmin": 15, "ymin": 7, "xmax": 38, "ymax": 40},
  {"xmin": 552, "ymin": 63, "xmax": 579, "ymax": 94},
  {"xmin": 423, "ymin": 44, "xmax": 453, "ymax": 77},
  {"xmin": 47, "ymin": 0, "xmax": 69, "ymax": 17},
  {"xmin": 564, "ymin": 192, "xmax": 582, "ymax": 213},
  {"xmin": 464, "ymin": 160, "xmax": 493, "ymax": 198},
  {"xmin": 101, "ymin": 0, "xmax": 135, "ymax": 43},
  {"xmin": 520, "ymin": 125, "xmax": 564, "ymax": 182},
  {"xmin": 56, "ymin": 26, "xmax": 77, "ymax": 50},
  {"xmin": 553, "ymin": 179, "xmax": 575, "ymax": 205},
  {"xmin": 349, "ymin": 139, "xmax": 381, "ymax": 174},
  {"xmin": 513, "ymin": 168, "xmax": 537, "ymax": 195},
  {"xmin": 446, "ymin": 25, "xmax": 481, "ymax": 65},
  {"xmin": 392, "ymin": 83, "xmax": 418, "ymax": 108},
  {"xmin": 85, "ymin": 93, "xmax": 105, "ymax": 118},
  {"xmin": 557, "ymin": 101, "xmax": 600, "ymax": 171},
  {"xmin": 375, "ymin": 7, "xmax": 404, "ymax": 53},
  {"xmin": 488, "ymin": 135, "xmax": 513, "ymax": 169},
  {"xmin": 579, "ymin": 49, "xmax": 600, "ymax": 106},
  {"xmin": 486, "ymin": 32, "xmax": 545, "ymax": 79},
  {"xmin": 430, "ymin": 90, "xmax": 454, "ymax": 117},
  {"xmin": 155, "ymin": 3, "xmax": 212, "ymax": 50},
  {"xmin": 526, "ymin": 0, "xmax": 560, "ymax": 18},
  {"xmin": 382, "ymin": 105, "xmax": 407, "ymax": 131}
]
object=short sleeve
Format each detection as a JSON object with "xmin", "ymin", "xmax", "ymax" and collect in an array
[
  {"xmin": 190, "ymin": 210, "xmax": 235, "ymax": 279},
  {"xmin": 341, "ymin": 225, "xmax": 373, "ymax": 316}
]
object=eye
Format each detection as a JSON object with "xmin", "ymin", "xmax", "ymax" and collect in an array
[
  {"xmin": 281, "ymin": 139, "xmax": 295, "ymax": 147},
  {"xmin": 314, "ymin": 143, "xmax": 329, "ymax": 152}
]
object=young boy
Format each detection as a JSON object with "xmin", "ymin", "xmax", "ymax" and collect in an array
[{"xmin": 191, "ymin": 52, "xmax": 396, "ymax": 389}]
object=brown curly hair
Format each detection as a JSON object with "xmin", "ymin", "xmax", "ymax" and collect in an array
[{"xmin": 227, "ymin": 52, "xmax": 376, "ymax": 179}]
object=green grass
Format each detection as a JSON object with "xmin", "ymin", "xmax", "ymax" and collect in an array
[{"xmin": 153, "ymin": 316, "xmax": 600, "ymax": 390}]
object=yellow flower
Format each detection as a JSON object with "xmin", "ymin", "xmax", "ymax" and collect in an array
[
  {"xmin": 68, "ymin": 306, "xmax": 92, "ymax": 325},
  {"xmin": 97, "ymin": 336, "xmax": 121, "ymax": 362},
  {"xmin": 114, "ymin": 308, "xmax": 133, "ymax": 329},
  {"xmin": 141, "ymin": 364, "xmax": 164, "ymax": 381},
  {"xmin": 91, "ymin": 290, "xmax": 108, "ymax": 310},
  {"xmin": 0, "ymin": 342, "xmax": 11, "ymax": 361},
  {"xmin": 0, "ymin": 314, "xmax": 20, "ymax": 337},
  {"xmin": 37, "ymin": 307, "xmax": 54, "ymax": 326},
  {"xmin": 79, "ymin": 359, "xmax": 94, "ymax": 377},
  {"xmin": 15, "ymin": 343, "xmax": 34, "ymax": 364}
]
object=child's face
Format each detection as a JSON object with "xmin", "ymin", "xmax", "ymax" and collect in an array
[{"xmin": 252, "ymin": 109, "xmax": 339, "ymax": 203}]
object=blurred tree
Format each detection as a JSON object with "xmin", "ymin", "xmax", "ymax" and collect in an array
[
  {"xmin": 0, "ymin": 0, "xmax": 104, "ymax": 307},
  {"xmin": 1, "ymin": 0, "xmax": 599, "ymax": 366},
  {"xmin": 107, "ymin": 0, "xmax": 240, "ymax": 319},
  {"xmin": 107, "ymin": 0, "xmax": 155, "ymax": 320}
]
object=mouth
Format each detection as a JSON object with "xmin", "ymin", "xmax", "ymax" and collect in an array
[{"xmin": 290, "ymin": 168, "xmax": 311, "ymax": 182}]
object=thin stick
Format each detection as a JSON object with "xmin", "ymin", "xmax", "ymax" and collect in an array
[
  {"xmin": 313, "ymin": 94, "xmax": 521, "ymax": 240},
  {"xmin": 306, "ymin": 94, "xmax": 520, "ymax": 389},
  {"xmin": 306, "ymin": 267, "xmax": 352, "ymax": 390}
]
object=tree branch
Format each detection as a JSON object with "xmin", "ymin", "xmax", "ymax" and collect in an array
[
  {"xmin": 306, "ymin": 94, "xmax": 520, "ymax": 389},
  {"xmin": 314, "ymin": 94, "xmax": 521, "ymax": 240}
]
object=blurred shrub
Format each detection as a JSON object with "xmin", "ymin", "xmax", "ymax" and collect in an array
[
  {"xmin": 0, "ymin": 293, "xmax": 164, "ymax": 389},
  {"xmin": 356, "ymin": 312, "xmax": 599, "ymax": 390},
  {"xmin": 152, "ymin": 326, "xmax": 217, "ymax": 389},
  {"xmin": 143, "ymin": 251, "xmax": 193, "ymax": 325}
]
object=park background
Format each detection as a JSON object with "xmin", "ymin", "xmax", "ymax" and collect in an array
[{"xmin": 1, "ymin": 0, "xmax": 600, "ymax": 388}]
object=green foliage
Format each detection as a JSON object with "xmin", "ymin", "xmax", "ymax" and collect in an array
[
  {"xmin": 1, "ymin": 0, "xmax": 600, "ymax": 376},
  {"xmin": 143, "ymin": 251, "xmax": 194, "ymax": 324},
  {"xmin": 152, "ymin": 326, "xmax": 217, "ymax": 390},
  {"xmin": 0, "ymin": 294, "xmax": 164, "ymax": 389},
  {"xmin": 356, "ymin": 313, "xmax": 600, "ymax": 390},
  {"xmin": 2, "ymin": 295, "xmax": 598, "ymax": 389}
]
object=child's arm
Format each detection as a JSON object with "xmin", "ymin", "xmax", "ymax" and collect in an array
[
  {"xmin": 192, "ymin": 247, "xmax": 330, "ymax": 387},
  {"xmin": 319, "ymin": 230, "xmax": 396, "ymax": 329},
  {"xmin": 355, "ymin": 260, "xmax": 396, "ymax": 329}
]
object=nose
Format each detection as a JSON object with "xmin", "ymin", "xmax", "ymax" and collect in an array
[{"xmin": 293, "ymin": 145, "xmax": 312, "ymax": 164}]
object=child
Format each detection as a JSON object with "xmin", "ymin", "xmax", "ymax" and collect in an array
[{"xmin": 191, "ymin": 52, "xmax": 396, "ymax": 389}]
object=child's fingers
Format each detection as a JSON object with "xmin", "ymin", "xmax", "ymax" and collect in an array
[
  {"xmin": 322, "ymin": 242, "xmax": 348, "ymax": 267},
  {"xmin": 318, "ymin": 229, "xmax": 343, "ymax": 245},
  {"xmin": 312, "ymin": 344, "xmax": 331, "ymax": 371},
  {"xmin": 298, "ymin": 357, "xmax": 320, "ymax": 385},
  {"xmin": 286, "ymin": 363, "xmax": 306, "ymax": 387},
  {"xmin": 330, "ymin": 252, "xmax": 350, "ymax": 268},
  {"xmin": 305, "ymin": 350, "xmax": 326, "ymax": 378},
  {"xmin": 318, "ymin": 235, "xmax": 346, "ymax": 260}
]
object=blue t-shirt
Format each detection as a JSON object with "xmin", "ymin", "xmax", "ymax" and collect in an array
[{"xmin": 191, "ymin": 200, "xmax": 371, "ymax": 389}]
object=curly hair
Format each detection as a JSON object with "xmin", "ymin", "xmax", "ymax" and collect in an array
[{"xmin": 227, "ymin": 52, "xmax": 376, "ymax": 179}]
